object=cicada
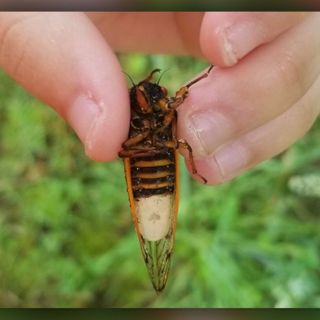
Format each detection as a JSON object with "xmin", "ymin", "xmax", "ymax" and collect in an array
[{"xmin": 119, "ymin": 65, "xmax": 213, "ymax": 292}]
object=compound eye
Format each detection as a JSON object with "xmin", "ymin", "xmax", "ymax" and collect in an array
[
  {"xmin": 161, "ymin": 87, "xmax": 168, "ymax": 96},
  {"xmin": 136, "ymin": 87, "xmax": 150, "ymax": 112}
]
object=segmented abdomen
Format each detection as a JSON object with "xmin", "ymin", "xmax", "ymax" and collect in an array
[{"xmin": 129, "ymin": 148, "xmax": 176, "ymax": 199}]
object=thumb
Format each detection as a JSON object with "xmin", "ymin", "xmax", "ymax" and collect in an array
[{"xmin": 0, "ymin": 12, "xmax": 129, "ymax": 161}]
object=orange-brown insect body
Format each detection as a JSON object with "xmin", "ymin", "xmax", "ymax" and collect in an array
[{"xmin": 119, "ymin": 66, "xmax": 213, "ymax": 292}]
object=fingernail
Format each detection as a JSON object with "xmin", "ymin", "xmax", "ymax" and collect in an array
[
  {"xmin": 220, "ymin": 21, "xmax": 261, "ymax": 65},
  {"xmin": 214, "ymin": 141, "xmax": 249, "ymax": 179},
  {"xmin": 67, "ymin": 95, "xmax": 101, "ymax": 143},
  {"xmin": 188, "ymin": 110, "xmax": 234, "ymax": 156},
  {"xmin": 219, "ymin": 28, "xmax": 238, "ymax": 65}
]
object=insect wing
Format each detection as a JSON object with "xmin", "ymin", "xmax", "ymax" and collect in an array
[{"xmin": 123, "ymin": 151, "xmax": 179, "ymax": 292}]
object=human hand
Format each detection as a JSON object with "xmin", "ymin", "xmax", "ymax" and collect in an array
[
  {"xmin": 178, "ymin": 12, "xmax": 319, "ymax": 184},
  {"xmin": 0, "ymin": 13, "xmax": 316, "ymax": 185},
  {"xmin": 0, "ymin": 12, "xmax": 204, "ymax": 162}
]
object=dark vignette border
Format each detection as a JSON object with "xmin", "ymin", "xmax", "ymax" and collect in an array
[
  {"xmin": 0, "ymin": 0, "xmax": 320, "ymax": 11},
  {"xmin": 0, "ymin": 0, "xmax": 319, "ymax": 317},
  {"xmin": 0, "ymin": 309, "xmax": 320, "ymax": 320}
]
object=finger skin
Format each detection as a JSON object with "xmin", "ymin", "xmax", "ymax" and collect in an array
[
  {"xmin": 178, "ymin": 13, "xmax": 320, "ymax": 161},
  {"xmin": 193, "ymin": 74, "xmax": 320, "ymax": 184},
  {"xmin": 0, "ymin": 12, "xmax": 129, "ymax": 161},
  {"xmin": 86, "ymin": 12, "xmax": 204, "ymax": 56},
  {"xmin": 200, "ymin": 12, "xmax": 308, "ymax": 66}
]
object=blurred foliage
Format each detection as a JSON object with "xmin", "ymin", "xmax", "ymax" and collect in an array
[{"xmin": 0, "ymin": 54, "xmax": 320, "ymax": 307}]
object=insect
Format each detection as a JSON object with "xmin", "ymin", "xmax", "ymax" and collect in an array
[{"xmin": 119, "ymin": 65, "xmax": 213, "ymax": 292}]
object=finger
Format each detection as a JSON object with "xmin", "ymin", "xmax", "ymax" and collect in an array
[
  {"xmin": 200, "ymin": 12, "xmax": 308, "ymax": 66},
  {"xmin": 0, "ymin": 12, "xmax": 129, "ymax": 161},
  {"xmin": 86, "ymin": 12, "xmax": 204, "ymax": 56},
  {"xmin": 178, "ymin": 13, "xmax": 320, "ymax": 159},
  {"xmin": 192, "ymin": 74, "xmax": 320, "ymax": 184}
]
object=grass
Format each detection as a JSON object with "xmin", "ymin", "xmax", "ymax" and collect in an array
[{"xmin": 0, "ymin": 54, "xmax": 320, "ymax": 307}]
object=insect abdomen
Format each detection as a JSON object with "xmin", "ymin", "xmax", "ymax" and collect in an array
[
  {"xmin": 124, "ymin": 147, "xmax": 179, "ymax": 291},
  {"xmin": 130, "ymin": 149, "xmax": 176, "ymax": 199}
]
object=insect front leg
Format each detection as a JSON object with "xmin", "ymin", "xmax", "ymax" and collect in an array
[
  {"xmin": 121, "ymin": 119, "xmax": 151, "ymax": 149},
  {"xmin": 167, "ymin": 87, "xmax": 188, "ymax": 110},
  {"xmin": 153, "ymin": 111, "xmax": 175, "ymax": 140},
  {"xmin": 185, "ymin": 65, "xmax": 213, "ymax": 89},
  {"xmin": 119, "ymin": 119, "xmax": 156, "ymax": 158},
  {"xmin": 178, "ymin": 139, "xmax": 207, "ymax": 184},
  {"xmin": 122, "ymin": 131, "xmax": 150, "ymax": 149},
  {"xmin": 168, "ymin": 65, "xmax": 214, "ymax": 110},
  {"xmin": 119, "ymin": 132, "xmax": 153, "ymax": 158}
]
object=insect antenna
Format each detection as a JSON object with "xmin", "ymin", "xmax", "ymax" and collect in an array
[
  {"xmin": 157, "ymin": 68, "xmax": 171, "ymax": 85},
  {"xmin": 123, "ymin": 71, "xmax": 136, "ymax": 87}
]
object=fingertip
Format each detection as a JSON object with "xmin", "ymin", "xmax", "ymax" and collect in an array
[
  {"xmin": 83, "ymin": 78, "xmax": 130, "ymax": 162},
  {"xmin": 0, "ymin": 12, "xmax": 131, "ymax": 163},
  {"xmin": 67, "ymin": 94, "xmax": 102, "ymax": 144},
  {"xmin": 200, "ymin": 12, "xmax": 237, "ymax": 67},
  {"xmin": 84, "ymin": 109, "xmax": 129, "ymax": 162},
  {"xmin": 200, "ymin": 12, "xmax": 309, "ymax": 68},
  {"xmin": 64, "ymin": 60, "xmax": 130, "ymax": 162}
]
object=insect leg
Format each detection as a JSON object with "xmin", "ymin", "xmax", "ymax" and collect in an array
[
  {"xmin": 185, "ymin": 65, "xmax": 214, "ymax": 89},
  {"xmin": 178, "ymin": 139, "xmax": 207, "ymax": 184},
  {"xmin": 153, "ymin": 137, "xmax": 207, "ymax": 183},
  {"xmin": 168, "ymin": 65, "xmax": 214, "ymax": 110},
  {"xmin": 122, "ymin": 131, "xmax": 150, "ymax": 148},
  {"xmin": 119, "ymin": 122, "xmax": 154, "ymax": 158},
  {"xmin": 155, "ymin": 140, "xmax": 176, "ymax": 149},
  {"xmin": 122, "ymin": 119, "xmax": 151, "ymax": 148},
  {"xmin": 119, "ymin": 146, "xmax": 158, "ymax": 158},
  {"xmin": 167, "ymin": 89, "xmax": 188, "ymax": 110},
  {"xmin": 153, "ymin": 111, "xmax": 175, "ymax": 138}
]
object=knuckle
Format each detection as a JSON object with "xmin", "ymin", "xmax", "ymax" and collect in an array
[{"xmin": 275, "ymin": 50, "xmax": 305, "ymax": 99}]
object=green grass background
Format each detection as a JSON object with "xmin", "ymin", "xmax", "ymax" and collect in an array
[{"xmin": 0, "ymin": 54, "xmax": 320, "ymax": 307}]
